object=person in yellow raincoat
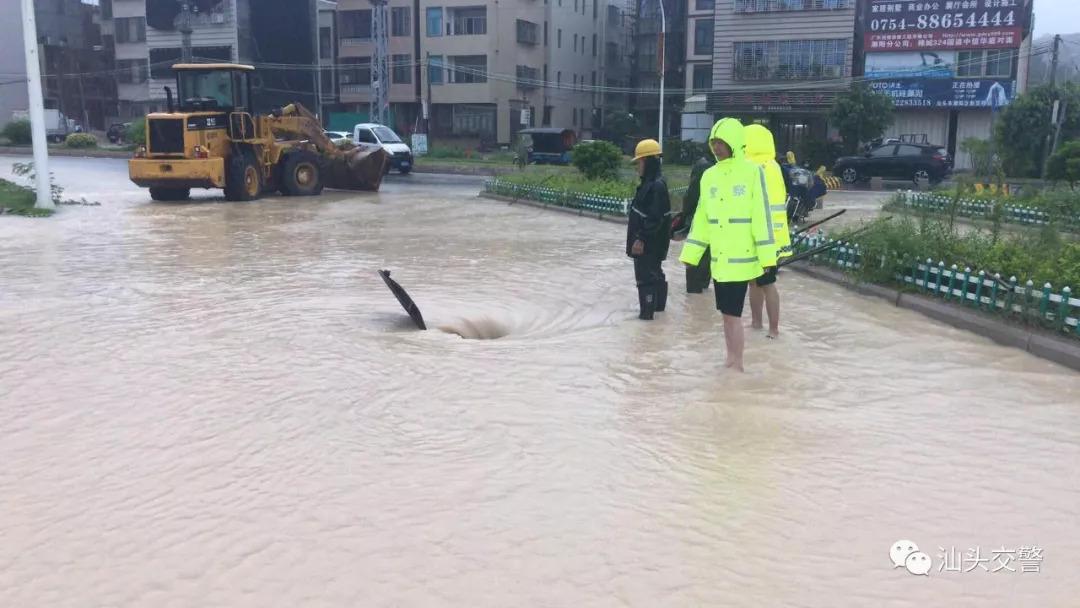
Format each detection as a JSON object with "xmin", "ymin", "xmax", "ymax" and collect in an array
[
  {"xmin": 744, "ymin": 124, "xmax": 791, "ymax": 339},
  {"xmin": 679, "ymin": 118, "xmax": 777, "ymax": 372}
]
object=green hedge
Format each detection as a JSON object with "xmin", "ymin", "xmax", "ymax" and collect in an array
[
  {"xmin": 2, "ymin": 120, "xmax": 32, "ymax": 145},
  {"xmin": 64, "ymin": 133, "xmax": 98, "ymax": 149},
  {"xmin": 126, "ymin": 119, "xmax": 146, "ymax": 145}
]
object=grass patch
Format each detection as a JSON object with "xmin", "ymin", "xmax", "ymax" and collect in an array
[
  {"xmin": 0, "ymin": 179, "xmax": 54, "ymax": 217},
  {"xmin": 836, "ymin": 211, "xmax": 1080, "ymax": 290},
  {"xmin": 497, "ymin": 165, "xmax": 690, "ymax": 209}
]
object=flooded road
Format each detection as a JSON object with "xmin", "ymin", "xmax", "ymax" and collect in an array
[{"xmin": 2, "ymin": 156, "xmax": 1079, "ymax": 607}]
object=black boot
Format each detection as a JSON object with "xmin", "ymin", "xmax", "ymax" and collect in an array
[
  {"xmin": 656, "ymin": 281, "xmax": 668, "ymax": 312},
  {"xmin": 637, "ymin": 285, "xmax": 656, "ymax": 320}
]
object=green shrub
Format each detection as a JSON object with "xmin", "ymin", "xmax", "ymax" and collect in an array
[
  {"xmin": 2, "ymin": 120, "xmax": 32, "ymax": 145},
  {"xmin": 960, "ymin": 137, "xmax": 998, "ymax": 179},
  {"xmin": 1046, "ymin": 140, "xmax": 1080, "ymax": 189},
  {"xmin": 126, "ymin": 119, "xmax": 146, "ymax": 145},
  {"xmin": 64, "ymin": 133, "xmax": 98, "ymax": 149},
  {"xmin": 571, "ymin": 140, "xmax": 622, "ymax": 181}
]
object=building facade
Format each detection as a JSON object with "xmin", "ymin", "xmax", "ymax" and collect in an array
[
  {"xmin": 334, "ymin": 0, "xmax": 631, "ymax": 146},
  {"xmin": 682, "ymin": 0, "xmax": 857, "ymax": 155},
  {"xmin": 630, "ymin": 0, "xmax": 687, "ymax": 141},
  {"xmin": 855, "ymin": 0, "xmax": 1034, "ymax": 170}
]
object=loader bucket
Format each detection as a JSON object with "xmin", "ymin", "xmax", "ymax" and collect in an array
[{"xmin": 323, "ymin": 143, "xmax": 390, "ymax": 192}]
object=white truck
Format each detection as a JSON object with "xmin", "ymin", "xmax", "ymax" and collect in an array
[{"xmin": 11, "ymin": 109, "xmax": 75, "ymax": 143}]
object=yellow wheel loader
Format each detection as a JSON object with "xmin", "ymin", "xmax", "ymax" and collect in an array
[{"xmin": 128, "ymin": 63, "xmax": 389, "ymax": 202}]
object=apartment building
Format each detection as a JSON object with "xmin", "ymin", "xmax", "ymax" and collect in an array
[
  {"xmin": 683, "ymin": 0, "xmax": 857, "ymax": 153},
  {"xmin": 630, "ymin": 0, "xmax": 687, "ymax": 141},
  {"xmin": 105, "ymin": 0, "xmax": 327, "ymax": 122},
  {"xmin": 335, "ymin": 0, "xmax": 630, "ymax": 146}
]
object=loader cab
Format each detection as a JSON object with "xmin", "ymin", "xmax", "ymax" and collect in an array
[{"xmin": 173, "ymin": 63, "xmax": 254, "ymax": 113}]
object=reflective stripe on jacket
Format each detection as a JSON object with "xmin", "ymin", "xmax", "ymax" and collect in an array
[
  {"xmin": 745, "ymin": 124, "xmax": 792, "ymax": 260},
  {"xmin": 679, "ymin": 117, "xmax": 775, "ymax": 282}
]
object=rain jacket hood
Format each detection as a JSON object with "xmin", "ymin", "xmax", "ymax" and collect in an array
[
  {"xmin": 744, "ymin": 124, "xmax": 776, "ymax": 165},
  {"xmin": 709, "ymin": 118, "xmax": 746, "ymax": 163}
]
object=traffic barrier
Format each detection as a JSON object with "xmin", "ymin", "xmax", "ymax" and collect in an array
[
  {"xmin": 893, "ymin": 190, "xmax": 1080, "ymax": 231},
  {"xmin": 483, "ymin": 179, "xmax": 691, "ymax": 217}
]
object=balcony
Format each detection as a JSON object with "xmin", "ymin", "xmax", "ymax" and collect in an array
[{"xmin": 448, "ymin": 7, "xmax": 487, "ymax": 36}]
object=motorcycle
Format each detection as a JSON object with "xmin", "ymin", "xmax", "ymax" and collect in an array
[{"xmin": 781, "ymin": 161, "xmax": 828, "ymax": 225}]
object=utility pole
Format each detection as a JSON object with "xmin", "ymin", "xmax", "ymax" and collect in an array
[
  {"xmin": 369, "ymin": 0, "xmax": 390, "ymax": 126},
  {"xmin": 1049, "ymin": 34, "xmax": 1062, "ymax": 88},
  {"xmin": 657, "ymin": 0, "xmax": 665, "ymax": 150},
  {"xmin": 425, "ymin": 52, "xmax": 434, "ymax": 148},
  {"xmin": 20, "ymin": 0, "xmax": 53, "ymax": 210},
  {"xmin": 179, "ymin": 1, "xmax": 193, "ymax": 62}
]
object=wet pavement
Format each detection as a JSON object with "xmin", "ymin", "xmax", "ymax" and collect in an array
[{"xmin": 1, "ymin": 156, "xmax": 1079, "ymax": 607}]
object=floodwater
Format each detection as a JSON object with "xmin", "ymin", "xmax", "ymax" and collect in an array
[{"xmin": 1, "ymin": 157, "xmax": 1079, "ymax": 607}]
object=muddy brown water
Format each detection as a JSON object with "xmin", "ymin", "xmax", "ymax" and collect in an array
[{"xmin": 1, "ymin": 157, "xmax": 1079, "ymax": 607}]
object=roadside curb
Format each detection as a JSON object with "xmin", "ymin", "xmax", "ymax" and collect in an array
[
  {"xmin": 479, "ymin": 192, "xmax": 628, "ymax": 225},
  {"xmin": 0, "ymin": 146, "xmax": 131, "ymax": 159},
  {"xmin": 789, "ymin": 264, "xmax": 1080, "ymax": 372}
]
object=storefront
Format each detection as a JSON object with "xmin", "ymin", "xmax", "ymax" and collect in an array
[{"xmin": 703, "ymin": 88, "xmax": 840, "ymax": 156}]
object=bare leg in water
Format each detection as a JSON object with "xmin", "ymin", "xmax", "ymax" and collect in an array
[
  {"xmin": 723, "ymin": 314, "xmax": 745, "ymax": 372},
  {"xmin": 749, "ymin": 283, "xmax": 780, "ymax": 338}
]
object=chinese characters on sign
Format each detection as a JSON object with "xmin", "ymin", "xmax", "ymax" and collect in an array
[
  {"xmin": 863, "ymin": 0, "xmax": 1029, "ymax": 51},
  {"xmin": 869, "ymin": 79, "xmax": 1014, "ymax": 108}
]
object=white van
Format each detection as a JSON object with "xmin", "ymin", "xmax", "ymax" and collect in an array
[{"xmin": 352, "ymin": 123, "xmax": 413, "ymax": 174}]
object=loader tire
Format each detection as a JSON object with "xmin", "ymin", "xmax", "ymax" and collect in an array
[
  {"xmin": 225, "ymin": 151, "xmax": 261, "ymax": 202},
  {"xmin": 279, "ymin": 151, "xmax": 324, "ymax": 196}
]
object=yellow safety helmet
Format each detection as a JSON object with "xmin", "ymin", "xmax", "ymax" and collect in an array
[{"xmin": 632, "ymin": 139, "xmax": 662, "ymax": 161}]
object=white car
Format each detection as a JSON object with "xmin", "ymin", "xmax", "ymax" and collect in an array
[
  {"xmin": 324, "ymin": 131, "xmax": 352, "ymax": 145},
  {"xmin": 352, "ymin": 123, "xmax": 413, "ymax": 174}
]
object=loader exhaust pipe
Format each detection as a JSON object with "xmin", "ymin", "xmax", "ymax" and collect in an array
[{"xmin": 164, "ymin": 86, "xmax": 174, "ymax": 113}]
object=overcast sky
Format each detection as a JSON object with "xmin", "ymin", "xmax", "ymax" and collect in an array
[{"xmin": 1034, "ymin": 0, "xmax": 1080, "ymax": 37}]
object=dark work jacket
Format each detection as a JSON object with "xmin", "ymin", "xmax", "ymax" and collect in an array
[
  {"xmin": 682, "ymin": 157, "xmax": 715, "ymax": 223},
  {"xmin": 626, "ymin": 172, "xmax": 671, "ymax": 259}
]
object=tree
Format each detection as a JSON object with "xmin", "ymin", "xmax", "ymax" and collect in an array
[
  {"xmin": 1046, "ymin": 140, "xmax": 1080, "ymax": 189},
  {"xmin": 828, "ymin": 83, "xmax": 895, "ymax": 154},
  {"xmin": 993, "ymin": 83, "xmax": 1080, "ymax": 178},
  {"xmin": 598, "ymin": 111, "xmax": 640, "ymax": 152},
  {"xmin": 571, "ymin": 140, "xmax": 622, "ymax": 181},
  {"xmin": 959, "ymin": 138, "xmax": 998, "ymax": 180}
]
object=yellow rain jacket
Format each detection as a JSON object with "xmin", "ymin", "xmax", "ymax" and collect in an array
[
  {"xmin": 679, "ymin": 118, "xmax": 777, "ymax": 282},
  {"xmin": 744, "ymin": 124, "xmax": 792, "ymax": 260}
]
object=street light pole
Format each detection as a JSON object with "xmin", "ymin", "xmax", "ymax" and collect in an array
[
  {"xmin": 657, "ymin": 0, "xmax": 665, "ymax": 150},
  {"xmin": 20, "ymin": 0, "xmax": 53, "ymax": 210}
]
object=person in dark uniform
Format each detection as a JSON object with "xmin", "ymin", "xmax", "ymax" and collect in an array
[
  {"xmin": 670, "ymin": 155, "xmax": 713, "ymax": 293},
  {"xmin": 626, "ymin": 139, "xmax": 671, "ymax": 320}
]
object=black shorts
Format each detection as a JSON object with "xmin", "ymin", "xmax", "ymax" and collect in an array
[
  {"xmin": 713, "ymin": 281, "xmax": 749, "ymax": 317},
  {"xmin": 755, "ymin": 266, "xmax": 778, "ymax": 287}
]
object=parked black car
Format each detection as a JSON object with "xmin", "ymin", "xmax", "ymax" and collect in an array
[
  {"xmin": 107, "ymin": 122, "xmax": 131, "ymax": 144},
  {"xmin": 833, "ymin": 143, "xmax": 952, "ymax": 185}
]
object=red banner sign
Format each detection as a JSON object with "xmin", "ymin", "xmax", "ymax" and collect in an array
[{"xmin": 862, "ymin": 0, "xmax": 1030, "ymax": 51}]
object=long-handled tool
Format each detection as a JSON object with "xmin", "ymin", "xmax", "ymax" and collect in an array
[{"xmin": 779, "ymin": 216, "xmax": 891, "ymax": 268}]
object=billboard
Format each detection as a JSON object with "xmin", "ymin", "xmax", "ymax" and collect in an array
[
  {"xmin": 863, "ymin": 0, "xmax": 1031, "ymax": 51},
  {"xmin": 870, "ymin": 78, "xmax": 1015, "ymax": 108},
  {"xmin": 865, "ymin": 51, "xmax": 957, "ymax": 78}
]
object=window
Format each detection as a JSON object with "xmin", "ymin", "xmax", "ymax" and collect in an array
[
  {"xmin": 543, "ymin": 105, "xmax": 552, "ymax": 126},
  {"xmin": 341, "ymin": 10, "xmax": 372, "ymax": 39},
  {"xmin": 392, "ymin": 54, "xmax": 412, "ymax": 84},
  {"xmin": 116, "ymin": 59, "xmax": 148, "ymax": 84},
  {"xmin": 897, "ymin": 145, "xmax": 923, "ymax": 157},
  {"xmin": 544, "ymin": 21, "xmax": 548, "ymax": 46},
  {"xmin": 426, "ymin": 7, "xmax": 443, "ymax": 37},
  {"xmin": 354, "ymin": 128, "xmax": 377, "ymax": 143},
  {"xmin": 574, "ymin": 34, "xmax": 578, "ymax": 52},
  {"xmin": 558, "ymin": 29, "xmax": 562, "ymax": 48},
  {"xmin": 693, "ymin": 19, "xmax": 713, "ymax": 56},
  {"xmin": 735, "ymin": 0, "xmax": 853, "ymax": 12},
  {"xmin": 557, "ymin": 70, "xmax": 561, "ymax": 86},
  {"xmin": 870, "ymin": 145, "xmax": 895, "ymax": 158},
  {"xmin": 958, "ymin": 49, "xmax": 1013, "ymax": 78},
  {"xmin": 101, "ymin": 0, "xmax": 112, "ymax": 19},
  {"xmin": 573, "ymin": 107, "xmax": 577, "ymax": 126},
  {"xmin": 517, "ymin": 20, "xmax": 539, "ymax": 45},
  {"xmin": 575, "ymin": 0, "xmax": 579, "ymax": 11},
  {"xmin": 593, "ymin": 0, "xmax": 597, "ymax": 18},
  {"xmin": 429, "ymin": 55, "xmax": 444, "ymax": 84},
  {"xmin": 449, "ymin": 7, "xmax": 486, "ymax": 36},
  {"xmin": 517, "ymin": 65, "xmax": 539, "ymax": 90},
  {"xmin": 319, "ymin": 27, "xmax": 333, "ymax": 59},
  {"xmin": 733, "ymin": 39, "xmax": 847, "ymax": 80},
  {"xmin": 692, "ymin": 63, "xmax": 712, "ymax": 91},
  {"xmin": 544, "ymin": 64, "xmax": 548, "ymax": 82},
  {"xmin": 114, "ymin": 17, "xmax": 146, "ymax": 43},
  {"xmin": 447, "ymin": 55, "xmax": 487, "ymax": 84},
  {"xmin": 695, "ymin": 0, "xmax": 714, "ymax": 9},
  {"xmin": 340, "ymin": 57, "xmax": 372, "ymax": 85},
  {"xmin": 592, "ymin": 34, "xmax": 597, "ymax": 56},
  {"xmin": 391, "ymin": 7, "xmax": 411, "ymax": 37}
]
